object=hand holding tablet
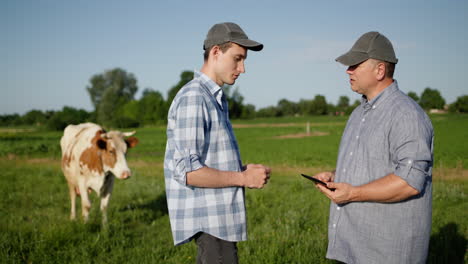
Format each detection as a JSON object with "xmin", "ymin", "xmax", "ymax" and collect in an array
[{"xmin": 301, "ymin": 173, "xmax": 335, "ymax": 191}]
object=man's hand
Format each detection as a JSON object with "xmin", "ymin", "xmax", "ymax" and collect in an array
[
  {"xmin": 317, "ymin": 182, "xmax": 357, "ymax": 205},
  {"xmin": 313, "ymin": 170, "xmax": 357, "ymax": 204},
  {"xmin": 241, "ymin": 164, "xmax": 271, "ymax": 189},
  {"xmin": 314, "ymin": 171, "xmax": 335, "ymax": 183},
  {"xmin": 315, "ymin": 173, "xmax": 419, "ymax": 204}
]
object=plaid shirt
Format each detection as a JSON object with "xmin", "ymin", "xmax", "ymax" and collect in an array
[
  {"xmin": 164, "ymin": 71, "xmax": 246, "ymax": 246},
  {"xmin": 327, "ymin": 81, "xmax": 434, "ymax": 264}
]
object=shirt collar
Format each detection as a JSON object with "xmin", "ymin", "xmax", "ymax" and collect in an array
[
  {"xmin": 194, "ymin": 70, "xmax": 224, "ymax": 108},
  {"xmin": 361, "ymin": 80, "xmax": 399, "ymax": 111}
]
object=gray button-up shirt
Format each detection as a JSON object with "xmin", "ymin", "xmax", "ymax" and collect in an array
[{"xmin": 327, "ymin": 81, "xmax": 434, "ymax": 264}]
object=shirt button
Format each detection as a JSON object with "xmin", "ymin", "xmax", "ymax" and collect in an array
[
  {"xmin": 337, "ymin": 207, "xmax": 341, "ymax": 211},
  {"xmin": 361, "ymin": 118, "xmax": 365, "ymax": 122},
  {"xmin": 343, "ymin": 168, "xmax": 346, "ymax": 173},
  {"xmin": 333, "ymin": 224, "xmax": 336, "ymax": 228},
  {"xmin": 372, "ymin": 105, "xmax": 376, "ymax": 109},
  {"xmin": 350, "ymin": 152, "xmax": 353, "ymax": 156},
  {"xmin": 356, "ymin": 135, "xmax": 359, "ymax": 139},
  {"xmin": 408, "ymin": 160, "xmax": 413, "ymax": 164}
]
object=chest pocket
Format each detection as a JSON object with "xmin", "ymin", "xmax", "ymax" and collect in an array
[{"xmin": 361, "ymin": 119, "xmax": 390, "ymax": 163}]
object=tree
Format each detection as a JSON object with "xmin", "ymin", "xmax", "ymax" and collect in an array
[
  {"xmin": 241, "ymin": 104, "xmax": 256, "ymax": 119},
  {"xmin": 296, "ymin": 95, "xmax": 329, "ymax": 116},
  {"xmin": 167, "ymin": 71, "xmax": 194, "ymax": 105},
  {"xmin": 86, "ymin": 68, "xmax": 138, "ymax": 126},
  {"xmin": 46, "ymin": 106, "xmax": 91, "ymax": 131},
  {"xmin": 117, "ymin": 100, "xmax": 140, "ymax": 128},
  {"xmin": 97, "ymin": 85, "xmax": 124, "ymax": 126},
  {"xmin": 328, "ymin": 103, "xmax": 337, "ymax": 115},
  {"xmin": 0, "ymin": 114, "xmax": 22, "ymax": 126},
  {"xmin": 298, "ymin": 99, "xmax": 314, "ymax": 115},
  {"xmin": 337, "ymin": 96, "xmax": 349, "ymax": 108},
  {"xmin": 139, "ymin": 89, "xmax": 167, "ymax": 125},
  {"xmin": 407, "ymin": 91, "xmax": 419, "ymax": 103},
  {"xmin": 310, "ymin": 95, "xmax": 328, "ymax": 115},
  {"xmin": 224, "ymin": 85, "xmax": 245, "ymax": 119},
  {"xmin": 346, "ymin": 99, "xmax": 361, "ymax": 115},
  {"xmin": 277, "ymin": 99, "xmax": 299, "ymax": 116},
  {"xmin": 22, "ymin": 110, "xmax": 47, "ymax": 126},
  {"xmin": 419, "ymin": 87, "xmax": 445, "ymax": 110},
  {"xmin": 87, "ymin": 74, "xmax": 106, "ymax": 109},
  {"xmin": 256, "ymin": 106, "xmax": 279, "ymax": 117},
  {"xmin": 337, "ymin": 96, "xmax": 350, "ymax": 113},
  {"xmin": 449, "ymin": 95, "xmax": 468, "ymax": 113}
]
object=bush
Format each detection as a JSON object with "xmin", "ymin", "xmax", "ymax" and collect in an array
[
  {"xmin": 113, "ymin": 116, "xmax": 140, "ymax": 128},
  {"xmin": 449, "ymin": 95, "xmax": 468, "ymax": 113},
  {"xmin": 46, "ymin": 107, "xmax": 92, "ymax": 131}
]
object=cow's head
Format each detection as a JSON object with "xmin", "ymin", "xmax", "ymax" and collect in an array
[{"xmin": 97, "ymin": 130, "xmax": 139, "ymax": 180}]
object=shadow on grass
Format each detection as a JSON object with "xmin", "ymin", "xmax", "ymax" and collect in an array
[
  {"xmin": 120, "ymin": 192, "xmax": 168, "ymax": 223},
  {"xmin": 428, "ymin": 222, "xmax": 466, "ymax": 264},
  {"xmin": 139, "ymin": 192, "xmax": 169, "ymax": 216}
]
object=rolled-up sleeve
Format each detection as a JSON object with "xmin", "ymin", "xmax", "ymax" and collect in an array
[
  {"xmin": 391, "ymin": 112, "xmax": 434, "ymax": 192},
  {"xmin": 171, "ymin": 93, "xmax": 208, "ymax": 185}
]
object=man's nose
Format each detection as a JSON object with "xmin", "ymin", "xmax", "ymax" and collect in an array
[{"xmin": 238, "ymin": 61, "xmax": 245, "ymax": 73}]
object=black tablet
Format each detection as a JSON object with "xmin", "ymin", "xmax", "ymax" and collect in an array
[{"xmin": 301, "ymin": 174, "xmax": 335, "ymax": 190}]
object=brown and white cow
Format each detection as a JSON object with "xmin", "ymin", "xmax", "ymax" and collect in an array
[{"xmin": 60, "ymin": 122, "xmax": 138, "ymax": 224}]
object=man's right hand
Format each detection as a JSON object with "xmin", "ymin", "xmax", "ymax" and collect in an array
[
  {"xmin": 241, "ymin": 164, "xmax": 271, "ymax": 189},
  {"xmin": 314, "ymin": 171, "xmax": 335, "ymax": 183}
]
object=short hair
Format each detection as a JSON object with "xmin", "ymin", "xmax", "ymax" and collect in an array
[
  {"xmin": 385, "ymin": 61, "xmax": 395, "ymax": 78},
  {"xmin": 203, "ymin": 42, "xmax": 233, "ymax": 61},
  {"xmin": 370, "ymin": 59, "xmax": 396, "ymax": 78}
]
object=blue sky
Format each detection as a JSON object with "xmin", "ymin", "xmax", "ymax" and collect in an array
[{"xmin": 2, "ymin": 0, "xmax": 467, "ymax": 115}]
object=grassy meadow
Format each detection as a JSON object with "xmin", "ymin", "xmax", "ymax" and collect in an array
[{"xmin": 1, "ymin": 114, "xmax": 467, "ymax": 263}]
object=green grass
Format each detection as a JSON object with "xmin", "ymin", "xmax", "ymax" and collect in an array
[
  {"xmin": 430, "ymin": 114, "xmax": 468, "ymax": 168},
  {"xmin": 1, "ymin": 114, "xmax": 467, "ymax": 263}
]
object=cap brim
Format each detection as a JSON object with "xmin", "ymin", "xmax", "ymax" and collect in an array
[
  {"xmin": 232, "ymin": 39, "xmax": 263, "ymax": 51},
  {"xmin": 335, "ymin": 51, "xmax": 369, "ymax": 66}
]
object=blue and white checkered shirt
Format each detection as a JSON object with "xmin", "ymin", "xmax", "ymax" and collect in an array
[{"xmin": 164, "ymin": 71, "xmax": 247, "ymax": 246}]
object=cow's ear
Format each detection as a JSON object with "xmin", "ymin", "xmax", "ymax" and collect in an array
[
  {"xmin": 97, "ymin": 139, "xmax": 107, "ymax": 150},
  {"xmin": 126, "ymin": 137, "xmax": 139, "ymax": 148}
]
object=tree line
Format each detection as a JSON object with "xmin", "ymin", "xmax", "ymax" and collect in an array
[{"xmin": 2, "ymin": 68, "xmax": 467, "ymax": 130}]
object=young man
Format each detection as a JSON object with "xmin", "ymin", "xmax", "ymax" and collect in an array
[
  {"xmin": 313, "ymin": 32, "xmax": 434, "ymax": 263},
  {"xmin": 164, "ymin": 22, "xmax": 270, "ymax": 263}
]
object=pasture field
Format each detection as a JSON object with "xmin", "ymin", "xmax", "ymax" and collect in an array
[{"xmin": 1, "ymin": 114, "xmax": 467, "ymax": 263}]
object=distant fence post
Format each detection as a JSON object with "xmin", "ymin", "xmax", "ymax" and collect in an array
[{"xmin": 306, "ymin": 121, "xmax": 310, "ymax": 135}]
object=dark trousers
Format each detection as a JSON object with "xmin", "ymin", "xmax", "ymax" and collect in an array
[{"xmin": 194, "ymin": 232, "xmax": 238, "ymax": 264}]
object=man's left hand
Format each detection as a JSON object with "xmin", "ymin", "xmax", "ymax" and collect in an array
[{"xmin": 317, "ymin": 182, "xmax": 358, "ymax": 204}]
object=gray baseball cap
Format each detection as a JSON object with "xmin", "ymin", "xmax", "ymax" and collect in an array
[
  {"xmin": 336, "ymin": 31, "xmax": 398, "ymax": 66},
  {"xmin": 203, "ymin": 22, "xmax": 263, "ymax": 51}
]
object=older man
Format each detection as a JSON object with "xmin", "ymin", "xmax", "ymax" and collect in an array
[{"xmin": 314, "ymin": 31, "xmax": 434, "ymax": 264}]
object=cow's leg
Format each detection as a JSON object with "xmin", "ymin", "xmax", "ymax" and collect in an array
[
  {"xmin": 78, "ymin": 182, "xmax": 91, "ymax": 222},
  {"xmin": 100, "ymin": 193, "xmax": 111, "ymax": 226},
  {"xmin": 100, "ymin": 175, "xmax": 115, "ymax": 226},
  {"xmin": 67, "ymin": 182, "xmax": 77, "ymax": 220}
]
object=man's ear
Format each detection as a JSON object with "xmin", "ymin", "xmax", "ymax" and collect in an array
[
  {"xmin": 210, "ymin": 45, "xmax": 221, "ymax": 59},
  {"xmin": 376, "ymin": 62, "xmax": 386, "ymax": 81}
]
